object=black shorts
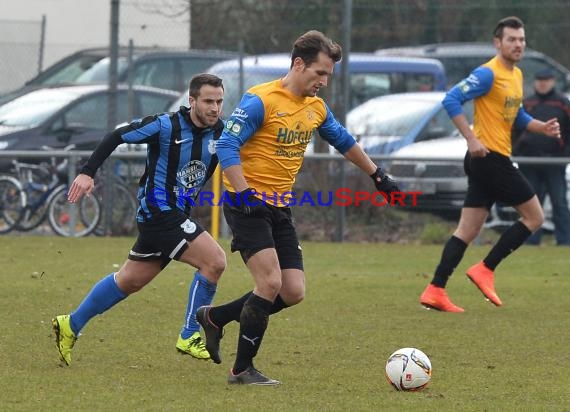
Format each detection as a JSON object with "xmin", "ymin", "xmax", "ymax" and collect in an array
[
  {"xmin": 463, "ymin": 151, "xmax": 535, "ymax": 210},
  {"xmin": 222, "ymin": 195, "xmax": 303, "ymax": 270},
  {"xmin": 129, "ymin": 209, "xmax": 205, "ymax": 269}
]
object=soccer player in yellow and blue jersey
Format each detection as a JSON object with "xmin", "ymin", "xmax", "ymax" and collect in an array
[
  {"xmin": 196, "ymin": 30, "xmax": 399, "ymax": 385},
  {"xmin": 420, "ymin": 16, "xmax": 561, "ymax": 312}
]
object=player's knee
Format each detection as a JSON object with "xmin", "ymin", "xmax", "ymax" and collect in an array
[
  {"xmin": 535, "ymin": 208, "xmax": 545, "ymax": 227},
  {"xmin": 120, "ymin": 277, "xmax": 146, "ymax": 294},
  {"xmin": 210, "ymin": 253, "xmax": 227, "ymax": 278},
  {"xmin": 528, "ymin": 215, "xmax": 544, "ymax": 232},
  {"xmin": 114, "ymin": 270, "xmax": 139, "ymax": 294},
  {"xmin": 279, "ymin": 284, "xmax": 305, "ymax": 306},
  {"xmin": 285, "ymin": 290, "xmax": 305, "ymax": 306},
  {"xmin": 455, "ymin": 227, "xmax": 481, "ymax": 244},
  {"xmin": 523, "ymin": 208, "xmax": 544, "ymax": 232},
  {"xmin": 201, "ymin": 250, "xmax": 227, "ymax": 281},
  {"xmin": 261, "ymin": 275, "xmax": 282, "ymax": 296}
]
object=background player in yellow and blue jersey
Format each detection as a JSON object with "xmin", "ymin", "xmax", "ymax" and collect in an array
[
  {"xmin": 420, "ymin": 16, "xmax": 561, "ymax": 313},
  {"xmin": 52, "ymin": 74, "xmax": 227, "ymax": 365},
  {"xmin": 196, "ymin": 30, "xmax": 399, "ymax": 385}
]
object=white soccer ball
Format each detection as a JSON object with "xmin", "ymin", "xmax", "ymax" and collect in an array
[{"xmin": 385, "ymin": 347, "xmax": 432, "ymax": 391}]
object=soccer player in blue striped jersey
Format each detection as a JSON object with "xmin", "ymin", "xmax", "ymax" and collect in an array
[{"xmin": 52, "ymin": 73, "xmax": 226, "ymax": 365}]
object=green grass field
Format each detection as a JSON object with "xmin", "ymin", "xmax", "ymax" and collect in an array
[{"xmin": 1, "ymin": 237, "xmax": 569, "ymax": 411}]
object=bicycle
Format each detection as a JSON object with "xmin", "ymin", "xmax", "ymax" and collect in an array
[
  {"xmin": 0, "ymin": 175, "xmax": 26, "ymax": 234},
  {"xmin": 2, "ymin": 153, "xmax": 101, "ymax": 237},
  {"xmin": 90, "ymin": 170, "xmax": 138, "ymax": 236}
]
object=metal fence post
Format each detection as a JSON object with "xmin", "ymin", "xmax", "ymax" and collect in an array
[
  {"xmin": 103, "ymin": 0, "xmax": 121, "ymax": 236},
  {"xmin": 67, "ymin": 152, "xmax": 79, "ymax": 236},
  {"xmin": 333, "ymin": 0, "xmax": 352, "ymax": 242},
  {"xmin": 37, "ymin": 15, "xmax": 46, "ymax": 74}
]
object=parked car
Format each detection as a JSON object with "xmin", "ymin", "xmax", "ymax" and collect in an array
[
  {"xmin": 345, "ymin": 92, "xmax": 473, "ymax": 155},
  {"xmin": 375, "ymin": 42, "xmax": 570, "ymax": 95},
  {"xmin": 0, "ymin": 47, "xmax": 240, "ymax": 105},
  {"xmin": 181, "ymin": 53, "xmax": 447, "ymax": 119},
  {"xmin": 388, "ymin": 134, "xmax": 570, "ymax": 228},
  {"xmin": 0, "ymin": 84, "xmax": 179, "ymax": 170},
  {"xmin": 388, "ymin": 134, "xmax": 467, "ymax": 217}
]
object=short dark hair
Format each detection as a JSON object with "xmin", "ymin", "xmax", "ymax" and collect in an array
[
  {"xmin": 493, "ymin": 16, "xmax": 524, "ymax": 39},
  {"xmin": 189, "ymin": 73, "xmax": 223, "ymax": 98},
  {"xmin": 290, "ymin": 30, "xmax": 342, "ymax": 68}
]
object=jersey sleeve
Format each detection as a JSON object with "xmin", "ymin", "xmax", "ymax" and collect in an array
[
  {"xmin": 216, "ymin": 93, "xmax": 265, "ymax": 169},
  {"xmin": 442, "ymin": 66, "xmax": 494, "ymax": 118},
  {"xmin": 120, "ymin": 114, "xmax": 163, "ymax": 144},
  {"xmin": 80, "ymin": 114, "xmax": 162, "ymax": 177},
  {"xmin": 317, "ymin": 104, "xmax": 357, "ymax": 154},
  {"xmin": 513, "ymin": 105, "xmax": 533, "ymax": 129}
]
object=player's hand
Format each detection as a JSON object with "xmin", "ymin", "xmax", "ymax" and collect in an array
[
  {"xmin": 467, "ymin": 137, "xmax": 489, "ymax": 158},
  {"xmin": 370, "ymin": 167, "xmax": 399, "ymax": 196},
  {"xmin": 231, "ymin": 188, "xmax": 267, "ymax": 217},
  {"xmin": 543, "ymin": 118, "xmax": 561, "ymax": 139},
  {"xmin": 68, "ymin": 174, "xmax": 94, "ymax": 203}
]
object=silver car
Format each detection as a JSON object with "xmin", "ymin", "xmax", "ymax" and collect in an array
[{"xmin": 388, "ymin": 133, "xmax": 570, "ymax": 230}]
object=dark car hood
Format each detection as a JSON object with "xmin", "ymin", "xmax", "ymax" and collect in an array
[{"xmin": 0, "ymin": 125, "xmax": 27, "ymax": 137}]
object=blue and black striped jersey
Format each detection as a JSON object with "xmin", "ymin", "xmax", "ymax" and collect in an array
[{"xmin": 81, "ymin": 106, "xmax": 223, "ymax": 221}]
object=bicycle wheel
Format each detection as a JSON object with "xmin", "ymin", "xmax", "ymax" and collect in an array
[
  {"xmin": 90, "ymin": 181, "xmax": 138, "ymax": 236},
  {"xmin": 15, "ymin": 189, "xmax": 50, "ymax": 232},
  {"xmin": 47, "ymin": 186, "xmax": 101, "ymax": 237},
  {"xmin": 0, "ymin": 176, "xmax": 25, "ymax": 234}
]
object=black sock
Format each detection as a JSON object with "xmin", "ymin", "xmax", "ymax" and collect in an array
[
  {"xmin": 431, "ymin": 236, "xmax": 468, "ymax": 288},
  {"xmin": 270, "ymin": 294, "xmax": 288, "ymax": 314},
  {"xmin": 210, "ymin": 292, "xmax": 289, "ymax": 327},
  {"xmin": 484, "ymin": 221, "xmax": 531, "ymax": 270},
  {"xmin": 233, "ymin": 293, "xmax": 272, "ymax": 374},
  {"xmin": 210, "ymin": 291, "xmax": 252, "ymax": 327}
]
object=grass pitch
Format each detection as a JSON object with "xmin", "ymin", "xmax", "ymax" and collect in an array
[{"xmin": 1, "ymin": 236, "xmax": 569, "ymax": 411}]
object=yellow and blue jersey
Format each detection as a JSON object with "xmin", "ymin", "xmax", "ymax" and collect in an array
[
  {"xmin": 443, "ymin": 56, "xmax": 532, "ymax": 156},
  {"xmin": 216, "ymin": 79, "xmax": 356, "ymax": 206}
]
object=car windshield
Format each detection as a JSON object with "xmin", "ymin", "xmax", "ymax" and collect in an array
[
  {"xmin": 348, "ymin": 98, "xmax": 437, "ymax": 137},
  {"xmin": 169, "ymin": 71, "xmax": 278, "ymax": 117},
  {"xmin": 0, "ymin": 89, "xmax": 79, "ymax": 127},
  {"xmin": 216, "ymin": 72, "xmax": 277, "ymax": 118},
  {"xmin": 76, "ymin": 57, "xmax": 129, "ymax": 83},
  {"xmin": 193, "ymin": 68, "xmax": 440, "ymax": 119},
  {"xmin": 36, "ymin": 55, "xmax": 106, "ymax": 86}
]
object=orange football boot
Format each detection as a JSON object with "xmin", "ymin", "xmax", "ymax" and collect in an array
[
  {"xmin": 420, "ymin": 284, "xmax": 464, "ymax": 313},
  {"xmin": 466, "ymin": 261, "xmax": 502, "ymax": 306}
]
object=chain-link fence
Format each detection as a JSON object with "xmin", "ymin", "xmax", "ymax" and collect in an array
[
  {"xmin": 2, "ymin": 1, "xmax": 570, "ymax": 242},
  {"xmin": 0, "ymin": 18, "xmax": 44, "ymax": 95}
]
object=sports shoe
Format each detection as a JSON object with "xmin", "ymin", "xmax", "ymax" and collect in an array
[
  {"xmin": 466, "ymin": 261, "xmax": 502, "ymax": 306},
  {"xmin": 196, "ymin": 306, "xmax": 223, "ymax": 364},
  {"xmin": 228, "ymin": 366, "xmax": 281, "ymax": 385},
  {"xmin": 419, "ymin": 284, "xmax": 465, "ymax": 313},
  {"xmin": 52, "ymin": 314, "xmax": 77, "ymax": 366},
  {"xmin": 176, "ymin": 332, "xmax": 210, "ymax": 360}
]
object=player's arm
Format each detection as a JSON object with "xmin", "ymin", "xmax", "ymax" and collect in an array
[
  {"xmin": 523, "ymin": 115, "xmax": 560, "ymax": 139},
  {"xmin": 215, "ymin": 93, "xmax": 267, "ymax": 214},
  {"xmin": 511, "ymin": 101, "xmax": 560, "ymax": 139},
  {"xmin": 216, "ymin": 94, "xmax": 264, "ymax": 190},
  {"xmin": 318, "ymin": 104, "xmax": 398, "ymax": 194},
  {"xmin": 443, "ymin": 67, "xmax": 493, "ymax": 157},
  {"xmin": 222, "ymin": 165, "xmax": 249, "ymax": 192},
  {"xmin": 68, "ymin": 115, "xmax": 161, "ymax": 203}
]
